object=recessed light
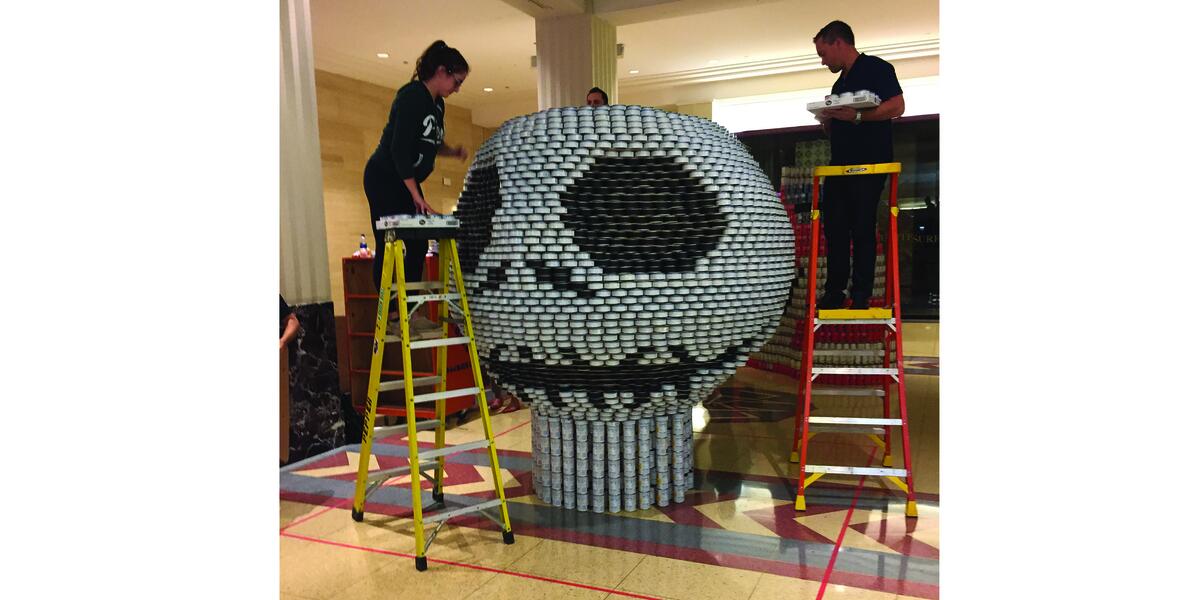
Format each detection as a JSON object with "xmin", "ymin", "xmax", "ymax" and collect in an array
[
  {"xmin": 629, "ymin": 69, "xmax": 639, "ymax": 74},
  {"xmin": 376, "ymin": 52, "xmax": 389, "ymax": 58},
  {"xmin": 483, "ymin": 87, "xmax": 494, "ymax": 92}
]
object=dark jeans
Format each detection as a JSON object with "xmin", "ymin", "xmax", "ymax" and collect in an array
[
  {"xmin": 822, "ymin": 174, "xmax": 887, "ymax": 303},
  {"xmin": 363, "ymin": 159, "xmax": 429, "ymax": 296}
]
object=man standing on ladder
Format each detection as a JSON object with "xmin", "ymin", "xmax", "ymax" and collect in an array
[{"xmin": 812, "ymin": 20, "xmax": 906, "ymax": 310}]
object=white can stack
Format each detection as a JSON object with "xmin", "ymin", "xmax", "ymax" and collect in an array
[{"xmin": 531, "ymin": 406, "xmax": 694, "ymax": 512}]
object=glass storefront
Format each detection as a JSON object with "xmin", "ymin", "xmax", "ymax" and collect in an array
[{"xmin": 739, "ymin": 116, "xmax": 940, "ymax": 320}]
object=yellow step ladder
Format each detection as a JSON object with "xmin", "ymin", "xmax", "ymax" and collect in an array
[{"xmin": 350, "ymin": 214, "xmax": 514, "ymax": 571}]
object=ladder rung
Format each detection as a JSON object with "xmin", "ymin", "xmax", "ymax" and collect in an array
[
  {"xmin": 365, "ymin": 460, "xmax": 440, "ymax": 483},
  {"xmin": 418, "ymin": 438, "xmax": 490, "ymax": 461},
  {"xmin": 394, "ymin": 281, "xmax": 445, "ymax": 291},
  {"xmin": 813, "ymin": 367, "xmax": 898, "ymax": 376},
  {"xmin": 808, "ymin": 417, "xmax": 902, "ymax": 426},
  {"xmin": 805, "ymin": 465, "xmax": 907, "ymax": 477},
  {"xmin": 421, "ymin": 498, "xmax": 504, "ymax": 524},
  {"xmin": 815, "ymin": 318, "xmax": 896, "ymax": 326},
  {"xmin": 817, "ymin": 308, "xmax": 894, "ymax": 320},
  {"xmin": 377, "ymin": 376, "xmax": 443, "ymax": 393},
  {"xmin": 812, "ymin": 386, "xmax": 886, "ymax": 396},
  {"xmin": 812, "ymin": 349, "xmax": 885, "ymax": 357},
  {"xmin": 372, "ymin": 419, "xmax": 440, "ymax": 437},
  {"xmin": 410, "ymin": 336, "xmax": 471, "ymax": 349},
  {"xmin": 413, "ymin": 386, "xmax": 481, "ymax": 404},
  {"xmin": 808, "ymin": 424, "xmax": 885, "ymax": 435},
  {"xmin": 405, "ymin": 293, "xmax": 461, "ymax": 304}
]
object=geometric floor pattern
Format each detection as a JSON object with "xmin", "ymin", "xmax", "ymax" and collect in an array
[{"xmin": 281, "ymin": 326, "xmax": 940, "ymax": 599}]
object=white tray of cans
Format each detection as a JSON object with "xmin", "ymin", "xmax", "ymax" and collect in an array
[
  {"xmin": 806, "ymin": 90, "xmax": 881, "ymax": 115},
  {"xmin": 374, "ymin": 213, "xmax": 460, "ymax": 231}
]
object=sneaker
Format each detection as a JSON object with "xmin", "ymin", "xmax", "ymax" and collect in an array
[
  {"xmin": 850, "ymin": 297, "xmax": 870, "ymax": 310},
  {"xmin": 388, "ymin": 314, "xmax": 443, "ymax": 339},
  {"xmin": 817, "ymin": 293, "xmax": 845, "ymax": 310},
  {"xmin": 410, "ymin": 314, "xmax": 444, "ymax": 338}
]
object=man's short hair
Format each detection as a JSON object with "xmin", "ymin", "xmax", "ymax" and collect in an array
[
  {"xmin": 587, "ymin": 87, "xmax": 609, "ymax": 104},
  {"xmin": 813, "ymin": 20, "xmax": 854, "ymax": 46}
]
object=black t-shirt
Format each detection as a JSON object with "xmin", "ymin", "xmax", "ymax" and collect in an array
[
  {"xmin": 368, "ymin": 80, "xmax": 445, "ymax": 183},
  {"xmin": 828, "ymin": 54, "xmax": 903, "ymax": 166}
]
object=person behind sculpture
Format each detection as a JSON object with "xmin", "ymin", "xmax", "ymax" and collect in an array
[
  {"xmin": 812, "ymin": 20, "xmax": 904, "ymax": 310},
  {"xmin": 363, "ymin": 40, "xmax": 470, "ymax": 297},
  {"xmin": 586, "ymin": 87, "xmax": 609, "ymax": 107},
  {"xmin": 279, "ymin": 295, "xmax": 300, "ymax": 464}
]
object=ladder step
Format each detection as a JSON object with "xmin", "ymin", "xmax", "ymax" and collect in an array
[
  {"xmin": 372, "ymin": 419, "xmax": 440, "ymax": 437},
  {"xmin": 812, "ymin": 349, "xmax": 885, "ymax": 357},
  {"xmin": 808, "ymin": 417, "xmax": 902, "ymax": 426},
  {"xmin": 815, "ymin": 318, "xmax": 895, "ymax": 326},
  {"xmin": 365, "ymin": 460, "xmax": 440, "ymax": 483},
  {"xmin": 817, "ymin": 307, "xmax": 893, "ymax": 320},
  {"xmin": 812, "ymin": 386, "xmax": 886, "ymax": 396},
  {"xmin": 394, "ymin": 281, "xmax": 444, "ymax": 291},
  {"xmin": 808, "ymin": 424, "xmax": 885, "ymax": 435},
  {"xmin": 410, "ymin": 336, "xmax": 471, "ymax": 349},
  {"xmin": 418, "ymin": 438, "xmax": 491, "ymax": 461},
  {"xmin": 377, "ymin": 376, "xmax": 443, "ymax": 394},
  {"xmin": 405, "ymin": 293, "xmax": 461, "ymax": 304},
  {"xmin": 813, "ymin": 367, "xmax": 898, "ymax": 376},
  {"xmin": 811, "ymin": 364, "xmax": 897, "ymax": 374},
  {"xmin": 805, "ymin": 465, "xmax": 907, "ymax": 477},
  {"xmin": 413, "ymin": 386, "xmax": 482, "ymax": 404},
  {"xmin": 421, "ymin": 498, "xmax": 504, "ymax": 524}
]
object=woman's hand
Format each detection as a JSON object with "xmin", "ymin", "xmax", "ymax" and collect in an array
[{"xmin": 413, "ymin": 193, "xmax": 437, "ymax": 214}]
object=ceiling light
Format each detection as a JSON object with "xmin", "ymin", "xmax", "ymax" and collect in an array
[
  {"xmin": 483, "ymin": 87, "xmax": 494, "ymax": 92},
  {"xmin": 376, "ymin": 52, "xmax": 389, "ymax": 58},
  {"xmin": 629, "ymin": 69, "xmax": 639, "ymax": 74},
  {"xmin": 708, "ymin": 59, "xmax": 718, "ymax": 64}
]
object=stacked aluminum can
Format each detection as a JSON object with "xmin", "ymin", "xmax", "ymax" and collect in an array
[
  {"xmin": 531, "ymin": 408, "xmax": 693, "ymax": 511},
  {"xmin": 452, "ymin": 105, "xmax": 794, "ymax": 511}
]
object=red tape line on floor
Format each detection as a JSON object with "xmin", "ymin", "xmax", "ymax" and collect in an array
[
  {"xmin": 814, "ymin": 448, "xmax": 878, "ymax": 600},
  {"xmin": 280, "ymin": 531, "xmax": 661, "ymax": 599},
  {"xmin": 280, "ymin": 419, "xmax": 531, "ymax": 534},
  {"xmin": 279, "ymin": 497, "xmax": 352, "ymax": 533}
]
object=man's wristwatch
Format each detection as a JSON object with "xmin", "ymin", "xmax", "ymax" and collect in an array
[{"xmin": 854, "ymin": 110, "xmax": 862, "ymax": 125}]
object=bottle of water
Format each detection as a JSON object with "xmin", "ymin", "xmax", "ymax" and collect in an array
[{"xmin": 353, "ymin": 234, "xmax": 372, "ymax": 258}]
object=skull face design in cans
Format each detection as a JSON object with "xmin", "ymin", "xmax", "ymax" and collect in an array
[{"xmin": 454, "ymin": 105, "xmax": 794, "ymax": 419}]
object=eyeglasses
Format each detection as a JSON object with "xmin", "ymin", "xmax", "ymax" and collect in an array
[{"xmin": 450, "ymin": 73, "xmax": 465, "ymax": 89}]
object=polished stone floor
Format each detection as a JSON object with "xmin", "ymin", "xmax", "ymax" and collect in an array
[{"xmin": 280, "ymin": 325, "xmax": 939, "ymax": 599}]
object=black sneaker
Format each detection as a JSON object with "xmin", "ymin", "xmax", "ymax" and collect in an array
[
  {"xmin": 817, "ymin": 293, "xmax": 845, "ymax": 310},
  {"xmin": 850, "ymin": 297, "xmax": 871, "ymax": 310}
]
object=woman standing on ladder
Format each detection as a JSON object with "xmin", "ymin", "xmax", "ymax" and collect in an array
[{"xmin": 363, "ymin": 40, "xmax": 470, "ymax": 316}]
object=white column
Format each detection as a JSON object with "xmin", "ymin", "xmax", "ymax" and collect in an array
[
  {"xmin": 535, "ymin": 14, "xmax": 618, "ymax": 110},
  {"xmin": 280, "ymin": 0, "xmax": 331, "ymax": 304}
]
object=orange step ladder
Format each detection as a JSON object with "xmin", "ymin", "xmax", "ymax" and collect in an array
[{"xmin": 790, "ymin": 162, "xmax": 918, "ymax": 518}]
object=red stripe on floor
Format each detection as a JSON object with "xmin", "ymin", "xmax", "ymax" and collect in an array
[
  {"xmin": 280, "ymin": 497, "xmax": 352, "ymax": 533},
  {"xmin": 814, "ymin": 448, "xmax": 876, "ymax": 600},
  {"xmin": 280, "ymin": 531, "xmax": 661, "ymax": 599}
]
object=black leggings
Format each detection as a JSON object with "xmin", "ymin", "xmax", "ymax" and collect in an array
[
  {"xmin": 363, "ymin": 159, "xmax": 430, "ymax": 295},
  {"xmin": 822, "ymin": 174, "xmax": 887, "ymax": 303}
]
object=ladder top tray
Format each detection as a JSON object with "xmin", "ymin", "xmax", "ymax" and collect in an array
[
  {"xmin": 375, "ymin": 214, "xmax": 460, "ymax": 235},
  {"xmin": 817, "ymin": 307, "xmax": 894, "ymax": 320}
]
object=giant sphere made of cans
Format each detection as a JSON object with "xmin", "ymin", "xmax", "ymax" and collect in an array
[{"xmin": 453, "ymin": 105, "xmax": 795, "ymax": 420}]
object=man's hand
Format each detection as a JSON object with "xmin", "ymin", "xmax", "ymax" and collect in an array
[{"xmin": 821, "ymin": 107, "xmax": 858, "ymax": 122}]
